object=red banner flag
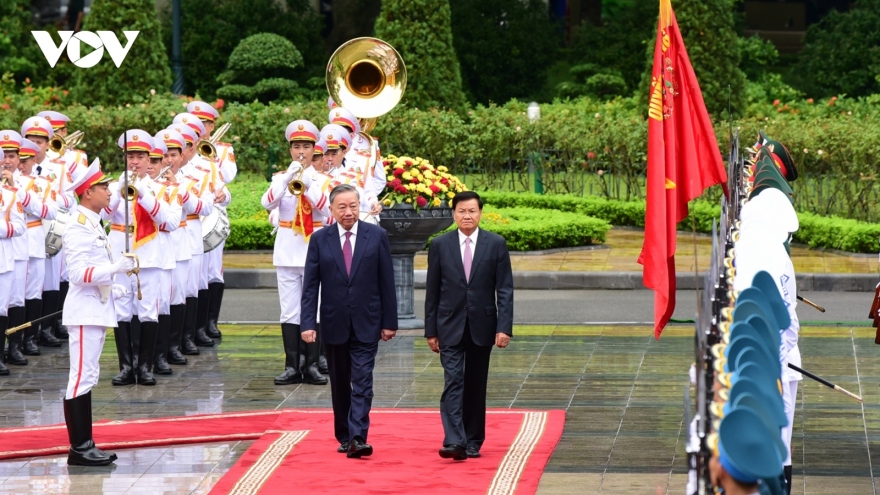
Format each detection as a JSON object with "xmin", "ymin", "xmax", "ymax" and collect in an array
[{"xmin": 638, "ymin": 0, "xmax": 728, "ymax": 339}]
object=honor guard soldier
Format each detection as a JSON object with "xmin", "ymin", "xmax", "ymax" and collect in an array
[
  {"xmin": 168, "ymin": 123, "xmax": 217, "ymax": 350},
  {"xmin": 710, "ymin": 407, "xmax": 784, "ymax": 495},
  {"xmin": 329, "ymin": 107, "xmax": 384, "ymax": 216},
  {"xmin": 38, "ymin": 110, "xmax": 88, "ymax": 342},
  {"xmin": 187, "ymin": 101, "xmax": 236, "ymax": 342},
  {"xmin": 106, "ymin": 130, "xmax": 175, "ymax": 386},
  {"xmin": 1, "ymin": 131, "xmax": 31, "ymax": 365},
  {"xmin": 157, "ymin": 128, "xmax": 192, "ymax": 366},
  {"xmin": 15, "ymin": 131, "xmax": 60, "ymax": 356},
  {"xmin": 62, "ymin": 158, "xmax": 136, "ymax": 466},
  {"xmin": 262, "ymin": 120, "xmax": 330, "ymax": 385},
  {"xmin": 148, "ymin": 134, "xmax": 182, "ymax": 375},
  {"xmin": 0, "ymin": 147, "xmax": 26, "ymax": 375}
]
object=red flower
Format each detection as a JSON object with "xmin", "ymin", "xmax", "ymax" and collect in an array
[
  {"xmin": 383, "ymin": 160, "xmax": 390, "ymax": 166},
  {"xmin": 440, "ymin": 178, "xmax": 449, "ymax": 185},
  {"xmin": 390, "ymin": 178, "xmax": 402, "ymax": 187},
  {"xmin": 395, "ymin": 185, "xmax": 408, "ymax": 193},
  {"xmin": 393, "ymin": 168, "xmax": 404, "ymax": 176},
  {"xmin": 416, "ymin": 196, "xmax": 428, "ymax": 207},
  {"xmin": 587, "ymin": 151, "xmax": 596, "ymax": 160},
  {"xmin": 411, "ymin": 177, "xmax": 420, "ymax": 184},
  {"xmin": 807, "ymin": 98, "xmax": 814, "ymax": 104},
  {"xmin": 420, "ymin": 165, "xmax": 428, "ymax": 171},
  {"xmin": 405, "ymin": 160, "xmax": 413, "ymax": 166},
  {"xmin": 772, "ymin": 99, "xmax": 780, "ymax": 106},
  {"xmin": 1, "ymin": 104, "xmax": 8, "ymax": 110},
  {"xmin": 214, "ymin": 98, "xmax": 225, "ymax": 109},
  {"xmin": 429, "ymin": 185, "xmax": 440, "ymax": 194}
]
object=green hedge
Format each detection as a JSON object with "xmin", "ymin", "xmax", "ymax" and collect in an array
[{"xmin": 478, "ymin": 191, "xmax": 880, "ymax": 254}]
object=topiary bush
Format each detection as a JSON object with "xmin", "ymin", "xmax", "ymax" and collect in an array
[
  {"xmin": 374, "ymin": 0, "xmax": 468, "ymax": 112},
  {"xmin": 216, "ymin": 33, "xmax": 305, "ymax": 104},
  {"xmin": 69, "ymin": 0, "xmax": 172, "ymax": 106}
]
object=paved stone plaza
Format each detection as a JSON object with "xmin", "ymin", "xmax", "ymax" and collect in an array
[{"xmin": 0, "ymin": 324, "xmax": 877, "ymax": 494}]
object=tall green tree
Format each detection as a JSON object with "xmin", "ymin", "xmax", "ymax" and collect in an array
[
  {"xmin": 161, "ymin": 0, "xmax": 322, "ymax": 99},
  {"xmin": 0, "ymin": 0, "xmax": 40, "ymax": 82},
  {"xmin": 374, "ymin": 0, "xmax": 467, "ymax": 111},
  {"xmin": 70, "ymin": 0, "xmax": 171, "ymax": 105},
  {"xmin": 449, "ymin": 0, "xmax": 562, "ymax": 105}
]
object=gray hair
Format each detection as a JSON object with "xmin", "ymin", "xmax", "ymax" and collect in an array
[{"xmin": 329, "ymin": 183, "xmax": 360, "ymax": 205}]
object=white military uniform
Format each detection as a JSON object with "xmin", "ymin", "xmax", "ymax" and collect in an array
[
  {"xmin": 733, "ymin": 188, "xmax": 800, "ymax": 468},
  {"xmin": 150, "ymin": 178, "xmax": 181, "ymax": 317},
  {"xmin": 201, "ymin": 141, "xmax": 236, "ymax": 285},
  {"xmin": 62, "ymin": 204, "xmax": 122, "ymax": 399},
  {"xmin": 0, "ymin": 184, "xmax": 26, "ymax": 316},
  {"xmin": 43, "ymin": 149, "xmax": 87, "ymax": 287},
  {"xmin": 345, "ymin": 133, "xmax": 386, "ymax": 205},
  {"xmin": 261, "ymin": 165, "xmax": 330, "ymax": 324},
  {"xmin": 16, "ymin": 172, "xmax": 57, "ymax": 300},
  {"xmin": 176, "ymin": 162, "xmax": 216, "ymax": 296}
]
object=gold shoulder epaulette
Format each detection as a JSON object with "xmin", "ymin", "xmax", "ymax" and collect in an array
[{"xmin": 78, "ymin": 213, "xmax": 86, "ymax": 224}]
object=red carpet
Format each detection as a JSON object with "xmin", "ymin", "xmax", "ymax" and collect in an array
[
  {"xmin": 0, "ymin": 408, "xmax": 564, "ymax": 495},
  {"xmin": 209, "ymin": 409, "xmax": 564, "ymax": 495}
]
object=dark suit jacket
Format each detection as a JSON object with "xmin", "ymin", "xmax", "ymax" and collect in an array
[
  {"xmin": 301, "ymin": 221, "xmax": 398, "ymax": 345},
  {"xmin": 424, "ymin": 228, "xmax": 514, "ymax": 347}
]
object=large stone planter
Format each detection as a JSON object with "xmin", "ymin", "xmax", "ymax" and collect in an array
[{"xmin": 379, "ymin": 205, "xmax": 454, "ymax": 330}]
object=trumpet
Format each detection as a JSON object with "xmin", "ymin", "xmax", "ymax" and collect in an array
[
  {"xmin": 119, "ymin": 172, "xmax": 139, "ymax": 201},
  {"xmin": 197, "ymin": 122, "xmax": 232, "ymax": 161},
  {"xmin": 287, "ymin": 160, "xmax": 306, "ymax": 196},
  {"xmin": 48, "ymin": 130, "xmax": 85, "ymax": 158}
]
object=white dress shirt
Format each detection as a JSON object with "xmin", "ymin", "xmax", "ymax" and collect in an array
[
  {"xmin": 338, "ymin": 220, "xmax": 359, "ymax": 252},
  {"xmin": 458, "ymin": 227, "xmax": 479, "ymax": 263}
]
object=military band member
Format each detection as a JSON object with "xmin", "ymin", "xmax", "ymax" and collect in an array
[
  {"xmin": 157, "ymin": 128, "xmax": 192, "ymax": 365},
  {"xmin": 0, "ymin": 131, "xmax": 31, "ymax": 365},
  {"xmin": 106, "ymin": 130, "xmax": 175, "ymax": 386},
  {"xmin": 188, "ymin": 102, "xmax": 237, "ymax": 341},
  {"xmin": 262, "ymin": 120, "xmax": 330, "ymax": 385},
  {"xmin": 329, "ymin": 108, "xmax": 384, "ymax": 217},
  {"xmin": 0, "ymin": 147, "xmax": 26, "ymax": 375},
  {"xmin": 62, "ymin": 157, "xmax": 136, "ymax": 466},
  {"xmin": 38, "ymin": 110, "xmax": 86, "ymax": 342},
  {"xmin": 148, "ymin": 134, "xmax": 181, "ymax": 375},
  {"xmin": 168, "ymin": 123, "xmax": 217, "ymax": 350},
  {"xmin": 14, "ymin": 130, "xmax": 60, "ymax": 356}
]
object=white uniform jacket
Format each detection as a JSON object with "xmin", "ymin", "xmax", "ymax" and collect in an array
[
  {"xmin": 104, "ymin": 175, "xmax": 176, "ymax": 269},
  {"xmin": 62, "ymin": 205, "xmax": 118, "ymax": 328},
  {"xmin": 0, "ymin": 186, "xmax": 26, "ymax": 273},
  {"xmin": 14, "ymin": 173, "xmax": 57, "ymax": 258},
  {"xmin": 149, "ymin": 179, "xmax": 182, "ymax": 271},
  {"xmin": 261, "ymin": 166, "xmax": 330, "ymax": 267},
  {"xmin": 176, "ymin": 165, "xmax": 216, "ymax": 256}
]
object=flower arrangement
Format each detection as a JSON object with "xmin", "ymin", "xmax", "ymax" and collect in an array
[{"xmin": 382, "ymin": 154, "xmax": 467, "ymax": 209}]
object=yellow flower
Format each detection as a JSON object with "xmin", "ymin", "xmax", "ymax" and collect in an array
[
  {"xmin": 447, "ymin": 192, "xmax": 455, "ymax": 199},
  {"xmin": 402, "ymin": 172, "xmax": 412, "ymax": 180},
  {"xmin": 438, "ymin": 166, "xmax": 448, "ymax": 172},
  {"xmin": 405, "ymin": 198, "xmax": 412, "ymax": 203},
  {"xmin": 432, "ymin": 197, "xmax": 442, "ymax": 207},
  {"xmin": 383, "ymin": 199, "xmax": 392, "ymax": 206}
]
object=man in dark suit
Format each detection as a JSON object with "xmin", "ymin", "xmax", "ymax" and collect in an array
[
  {"xmin": 425, "ymin": 191, "xmax": 514, "ymax": 461},
  {"xmin": 301, "ymin": 183, "xmax": 398, "ymax": 458}
]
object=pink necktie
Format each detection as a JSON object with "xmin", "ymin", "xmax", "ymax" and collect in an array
[
  {"xmin": 463, "ymin": 238, "xmax": 472, "ymax": 282},
  {"xmin": 343, "ymin": 231, "xmax": 353, "ymax": 276}
]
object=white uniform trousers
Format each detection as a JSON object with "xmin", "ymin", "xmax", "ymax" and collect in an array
[
  {"xmin": 158, "ymin": 268, "xmax": 172, "ymax": 315},
  {"xmin": 25, "ymin": 257, "xmax": 45, "ymax": 300},
  {"xmin": 44, "ymin": 254, "xmax": 62, "ymax": 291},
  {"xmin": 277, "ymin": 266, "xmax": 304, "ymax": 324},
  {"xmin": 187, "ymin": 254, "xmax": 202, "ymax": 297},
  {"xmin": 66, "ymin": 325, "xmax": 108, "ymax": 399},
  {"xmin": 60, "ymin": 246, "xmax": 69, "ymax": 282},
  {"xmin": 172, "ymin": 260, "xmax": 189, "ymax": 305},
  {"xmin": 10, "ymin": 260, "xmax": 27, "ymax": 308},
  {"xmin": 205, "ymin": 240, "xmax": 225, "ymax": 284},
  {"xmin": 0, "ymin": 271, "xmax": 13, "ymax": 316},
  {"xmin": 782, "ymin": 379, "xmax": 799, "ymax": 466},
  {"xmin": 114, "ymin": 267, "xmax": 161, "ymax": 323}
]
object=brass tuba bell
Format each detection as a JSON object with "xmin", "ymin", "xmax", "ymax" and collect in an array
[
  {"xmin": 197, "ymin": 122, "xmax": 232, "ymax": 161},
  {"xmin": 48, "ymin": 130, "xmax": 85, "ymax": 159},
  {"xmin": 326, "ymin": 37, "xmax": 407, "ymax": 172}
]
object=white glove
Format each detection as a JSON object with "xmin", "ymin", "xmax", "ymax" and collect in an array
[
  {"xmin": 111, "ymin": 284, "xmax": 129, "ymax": 300},
  {"xmin": 286, "ymin": 160, "xmax": 304, "ymax": 178},
  {"xmin": 301, "ymin": 168, "xmax": 317, "ymax": 188},
  {"xmin": 113, "ymin": 256, "xmax": 137, "ymax": 274}
]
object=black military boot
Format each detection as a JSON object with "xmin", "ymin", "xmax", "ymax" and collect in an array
[
  {"xmin": 316, "ymin": 323, "xmax": 328, "ymax": 375},
  {"xmin": 23, "ymin": 299, "xmax": 44, "ymax": 354},
  {"xmin": 193, "ymin": 289, "xmax": 215, "ymax": 347},
  {"xmin": 136, "ymin": 321, "xmax": 158, "ymax": 386},
  {"xmin": 0, "ymin": 316, "xmax": 10, "ymax": 375},
  {"xmin": 303, "ymin": 339, "xmax": 329, "ymax": 385},
  {"xmin": 64, "ymin": 391, "xmax": 117, "ymax": 466},
  {"xmin": 6, "ymin": 306, "xmax": 28, "ymax": 365},
  {"xmin": 181, "ymin": 297, "xmax": 200, "ymax": 355},
  {"xmin": 111, "ymin": 322, "xmax": 135, "ymax": 386},
  {"xmin": 274, "ymin": 324, "xmax": 303, "ymax": 385},
  {"xmin": 130, "ymin": 316, "xmax": 141, "ymax": 371},
  {"xmin": 205, "ymin": 282, "xmax": 224, "ymax": 339},
  {"xmin": 55, "ymin": 281, "xmax": 70, "ymax": 340},
  {"xmin": 167, "ymin": 304, "xmax": 187, "ymax": 365},
  {"xmin": 784, "ymin": 465, "xmax": 792, "ymax": 495},
  {"xmin": 153, "ymin": 314, "xmax": 172, "ymax": 375},
  {"xmin": 37, "ymin": 292, "xmax": 62, "ymax": 348}
]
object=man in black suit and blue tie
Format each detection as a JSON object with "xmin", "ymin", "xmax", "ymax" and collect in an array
[
  {"xmin": 301, "ymin": 183, "xmax": 398, "ymax": 458},
  {"xmin": 425, "ymin": 191, "xmax": 514, "ymax": 461}
]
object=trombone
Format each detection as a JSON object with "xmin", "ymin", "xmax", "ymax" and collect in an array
[
  {"xmin": 48, "ymin": 130, "xmax": 85, "ymax": 159},
  {"xmin": 197, "ymin": 122, "xmax": 232, "ymax": 161}
]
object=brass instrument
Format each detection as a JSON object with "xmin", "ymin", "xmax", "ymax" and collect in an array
[
  {"xmin": 197, "ymin": 122, "xmax": 232, "ymax": 161},
  {"xmin": 48, "ymin": 130, "xmax": 85, "ymax": 159},
  {"xmin": 326, "ymin": 37, "xmax": 407, "ymax": 175},
  {"xmin": 121, "ymin": 173, "xmax": 139, "ymax": 201},
  {"xmin": 287, "ymin": 157, "xmax": 306, "ymax": 196}
]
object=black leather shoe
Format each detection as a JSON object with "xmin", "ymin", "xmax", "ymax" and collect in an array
[
  {"xmin": 347, "ymin": 437, "xmax": 373, "ymax": 458},
  {"xmin": 439, "ymin": 445, "xmax": 467, "ymax": 461},
  {"xmin": 466, "ymin": 447, "xmax": 481, "ymax": 458},
  {"xmin": 337, "ymin": 441, "xmax": 350, "ymax": 453}
]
